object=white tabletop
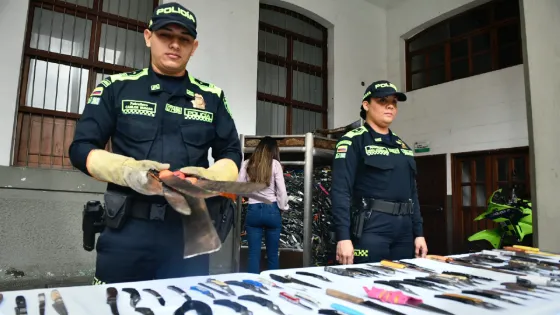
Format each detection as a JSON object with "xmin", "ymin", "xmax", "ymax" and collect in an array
[{"xmin": 1, "ymin": 256, "xmax": 560, "ymax": 315}]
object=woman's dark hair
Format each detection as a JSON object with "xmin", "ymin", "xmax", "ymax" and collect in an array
[{"xmin": 246, "ymin": 136, "xmax": 280, "ymax": 185}]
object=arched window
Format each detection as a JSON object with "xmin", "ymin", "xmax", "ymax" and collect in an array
[{"xmin": 256, "ymin": 4, "xmax": 328, "ymax": 135}]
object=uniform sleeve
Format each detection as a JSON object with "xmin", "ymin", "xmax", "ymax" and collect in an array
[
  {"xmin": 330, "ymin": 137, "xmax": 359, "ymax": 241},
  {"xmin": 68, "ymin": 80, "xmax": 117, "ymax": 176},
  {"xmin": 212, "ymin": 91, "xmax": 242, "ymax": 169},
  {"xmin": 411, "ymin": 179, "xmax": 424, "ymax": 237}
]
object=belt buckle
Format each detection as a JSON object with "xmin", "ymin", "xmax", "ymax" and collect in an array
[{"xmin": 150, "ymin": 204, "xmax": 166, "ymax": 221}]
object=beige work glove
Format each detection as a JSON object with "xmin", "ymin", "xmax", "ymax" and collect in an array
[
  {"xmin": 179, "ymin": 158, "xmax": 239, "ymax": 182},
  {"xmin": 86, "ymin": 149, "xmax": 170, "ymax": 195}
]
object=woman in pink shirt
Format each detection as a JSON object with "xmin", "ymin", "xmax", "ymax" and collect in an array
[{"xmin": 238, "ymin": 136, "xmax": 289, "ymax": 274}]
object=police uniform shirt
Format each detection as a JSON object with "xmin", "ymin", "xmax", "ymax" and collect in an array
[
  {"xmin": 69, "ymin": 66, "xmax": 242, "ymax": 193},
  {"xmin": 330, "ymin": 123, "xmax": 423, "ymax": 241}
]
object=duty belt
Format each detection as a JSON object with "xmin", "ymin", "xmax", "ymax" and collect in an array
[
  {"xmin": 129, "ymin": 199, "xmax": 171, "ymax": 221},
  {"xmin": 362, "ymin": 198, "xmax": 414, "ymax": 216}
]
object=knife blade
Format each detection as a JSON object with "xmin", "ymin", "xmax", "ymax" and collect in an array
[{"xmin": 269, "ymin": 274, "xmax": 321, "ymax": 289}]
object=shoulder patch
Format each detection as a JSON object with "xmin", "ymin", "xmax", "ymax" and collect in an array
[
  {"xmin": 343, "ymin": 126, "xmax": 367, "ymax": 138},
  {"xmin": 188, "ymin": 74, "xmax": 222, "ymax": 96},
  {"xmin": 109, "ymin": 68, "xmax": 149, "ymax": 83}
]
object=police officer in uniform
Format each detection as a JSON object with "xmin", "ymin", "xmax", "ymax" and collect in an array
[
  {"xmin": 69, "ymin": 2, "xmax": 241, "ymax": 283},
  {"xmin": 331, "ymin": 80, "xmax": 428, "ymax": 265}
]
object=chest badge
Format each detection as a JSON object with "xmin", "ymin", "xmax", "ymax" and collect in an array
[
  {"xmin": 396, "ymin": 139, "xmax": 408, "ymax": 149},
  {"xmin": 191, "ymin": 93, "xmax": 206, "ymax": 110}
]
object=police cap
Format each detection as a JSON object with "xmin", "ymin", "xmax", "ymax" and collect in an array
[
  {"xmin": 360, "ymin": 80, "xmax": 407, "ymax": 119},
  {"xmin": 149, "ymin": 2, "xmax": 197, "ymax": 39}
]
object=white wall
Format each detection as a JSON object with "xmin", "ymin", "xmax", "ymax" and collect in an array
[
  {"xmin": 0, "ymin": 0, "xmax": 29, "ymax": 166},
  {"xmin": 386, "ymin": 0, "xmax": 529, "ymax": 193},
  {"xmin": 0, "ymin": 0, "xmax": 386, "ymax": 166}
]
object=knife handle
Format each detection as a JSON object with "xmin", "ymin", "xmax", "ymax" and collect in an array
[
  {"xmin": 426, "ymin": 255, "xmax": 451, "ymax": 262},
  {"xmin": 380, "ymin": 260, "xmax": 406, "ymax": 269},
  {"xmin": 513, "ymin": 245, "xmax": 539, "ymax": 252},
  {"xmin": 209, "ymin": 278, "xmax": 228, "ymax": 287},
  {"xmin": 331, "ymin": 303, "xmax": 365, "ymax": 315},
  {"xmin": 326, "ymin": 289, "xmax": 364, "ymax": 304},
  {"xmin": 51, "ymin": 289, "xmax": 62, "ymax": 302},
  {"xmin": 442, "ymin": 293, "xmax": 483, "ymax": 304}
]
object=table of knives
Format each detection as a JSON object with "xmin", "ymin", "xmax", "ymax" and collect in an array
[
  {"xmin": 240, "ymin": 167, "xmax": 337, "ymax": 266},
  {"xmin": 254, "ymin": 246, "xmax": 560, "ymax": 315},
  {"xmin": 3, "ymin": 247, "xmax": 560, "ymax": 314}
]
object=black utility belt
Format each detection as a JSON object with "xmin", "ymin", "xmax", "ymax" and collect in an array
[
  {"xmin": 362, "ymin": 198, "xmax": 414, "ymax": 216},
  {"xmin": 103, "ymin": 191, "xmax": 172, "ymax": 230}
]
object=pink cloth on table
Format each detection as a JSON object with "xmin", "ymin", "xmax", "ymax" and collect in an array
[{"xmin": 363, "ymin": 286, "xmax": 423, "ymax": 306}]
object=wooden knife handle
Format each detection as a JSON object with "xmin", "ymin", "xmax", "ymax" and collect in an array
[
  {"xmin": 426, "ymin": 255, "xmax": 451, "ymax": 262},
  {"xmin": 326, "ymin": 289, "xmax": 364, "ymax": 304},
  {"xmin": 443, "ymin": 293, "xmax": 483, "ymax": 304},
  {"xmin": 380, "ymin": 260, "xmax": 406, "ymax": 269},
  {"xmin": 504, "ymin": 246, "xmax": 526, "ymax": 252}
]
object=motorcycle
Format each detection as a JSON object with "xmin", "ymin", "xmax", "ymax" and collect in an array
[{"xmin": 467, "ymin": 187, "xmax": 533, "ymax": 250}]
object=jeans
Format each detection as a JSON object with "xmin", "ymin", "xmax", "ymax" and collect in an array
[{"xmin": 245, "ymin": 202, "xmax": 282, "ymax": 274}]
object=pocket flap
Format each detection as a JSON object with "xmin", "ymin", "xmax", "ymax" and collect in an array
[
  {"xmin": 364, "ymin": 158, "xmax": 395, "ymax": 170},
  {"xmin": 116, "ymin": 118, "xmax": 158, "ymax": 142}
]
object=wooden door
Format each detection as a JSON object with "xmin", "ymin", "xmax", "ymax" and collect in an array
[
  {"xmin": 452, "ymin": 147, "xmax": 530, "ymax": 253},
  {"xmin": 415, "ymin": 154, "xmax": 448, "ymax": 255}
]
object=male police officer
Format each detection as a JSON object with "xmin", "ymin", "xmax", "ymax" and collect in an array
[
  {"xmin": 331, "ymin": 80, "xmax": 428, "ymax": 265},
  {"xmin": 69, "ymin": 2, "xmax": 242, "ymax": 283}
]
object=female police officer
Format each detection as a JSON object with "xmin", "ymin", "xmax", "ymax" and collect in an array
[{"xmin": 331, "ymin": 80, "xmax": 428, "ymax": 265}]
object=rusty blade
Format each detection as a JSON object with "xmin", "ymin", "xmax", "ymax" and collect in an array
[
  {"xmin": 180, "ymin": 193, "xmax": 222, "ymax": 258},
  {"xmin": 152, "ymin": 170, "xmax": 270, "ymax": 202},
  {"xmin": 162, "ymin": 185, "xmax": 192, "ymax": 215}
]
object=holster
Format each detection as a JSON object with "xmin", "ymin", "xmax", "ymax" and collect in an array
[
  {"xmin": 351, "ymin": 209, "xmax": 367, "ymax": 241},
  {"xmin": 103, "ymin": 190, "xmax": 132, "ymax": 229}
]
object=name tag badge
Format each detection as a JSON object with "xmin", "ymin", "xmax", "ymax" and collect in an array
[{"xmin": 121, "ymin": 100, "xmax": 157, "ymax": 117}]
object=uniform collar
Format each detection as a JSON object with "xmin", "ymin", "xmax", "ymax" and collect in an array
[
  {"xmin": 363, "ymin": 123, "xmax": 400, "ymax": 146},
  {"xmin": 147, "ymin": 65, "xmax": 196, "ymax": 99}
]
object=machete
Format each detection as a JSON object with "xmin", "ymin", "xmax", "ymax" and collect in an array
[{"xmin": 148, "ymin": 169, "xmax": 268, "ymax": 258}]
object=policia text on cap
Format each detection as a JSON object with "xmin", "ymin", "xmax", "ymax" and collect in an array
[
  {"xmin": 330, "ymin": 81, "xmax": 429, "ymax": 265},
  {"xmin": 68, "ymin": 2, "xmax": 242, "ymax": 284}
]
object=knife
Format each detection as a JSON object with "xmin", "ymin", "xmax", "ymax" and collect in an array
[
  {"xmin": 106, "ymin": 287, "xmax": 120, "ymax": 315},
  {"xmin": 51, "ymin": 290, "xmax": 69, "ymax": 315},
  {"xmin": 326, "ymin": 289, "xmax": 406, "ymax": 315},
  {"xmin": 269, "ymin": 274, "xmax": 321, "ymax": 289},
  {"xmin": 38, "ymin": 293, "xmax": 45, "ymax": 315},
  {"xmin": 295, "ymin": 271, "xmax": 332, "ymax": 282},
  {"xmin": 15, "ymin": 296, "xmax": 27, "ymax": 315}
]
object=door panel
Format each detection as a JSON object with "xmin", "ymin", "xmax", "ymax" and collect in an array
[
  {"xmin": 415, "ymin": 154, "xmax": 448, "ymax": 255},
  {"xmin": 452, "ymin": 147, "xmax": 530, "ymax": 253}
]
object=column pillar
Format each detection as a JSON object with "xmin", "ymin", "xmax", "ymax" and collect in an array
[{"xmin": 520, "ymin": 0, "xmax": 560, "ymax": 252}]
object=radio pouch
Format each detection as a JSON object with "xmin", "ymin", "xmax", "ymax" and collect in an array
[{"xmin": 103, "ymin": 191, "xmax": 131, "ymax": 229}]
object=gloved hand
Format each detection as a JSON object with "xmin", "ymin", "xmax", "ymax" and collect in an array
[
  {"xmin": 179, "ymin": 158, "xmax": 238, "ymax": 182},
  {"xmin": 86, "ymin": 149, "xmax": 170, "ymax": 195}
]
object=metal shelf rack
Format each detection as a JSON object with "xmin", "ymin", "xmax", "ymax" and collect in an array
[{"xmin": 231, "ymin": 132, "xmax": 336, "ymax": 271}]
